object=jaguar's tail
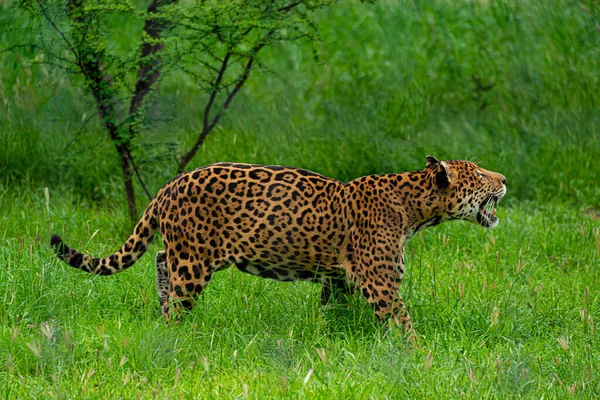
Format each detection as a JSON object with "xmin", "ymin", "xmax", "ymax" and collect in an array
[{"xmin": 50, "ymin": 200, "xmax": 160, "ymax": 275}]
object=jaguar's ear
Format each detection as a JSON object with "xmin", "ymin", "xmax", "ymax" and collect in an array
[
  {"xmin": 426, "ymin": 155, "xmax": 440, "ymax": 168},
  {"xmin": 435, "ymin": 161, "xmax": 455, "ymax": 190}
]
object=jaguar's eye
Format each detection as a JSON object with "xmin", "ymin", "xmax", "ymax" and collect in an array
[{"xmin": 475, "ymin": 171, "xmax": 485, "ymax": 178}]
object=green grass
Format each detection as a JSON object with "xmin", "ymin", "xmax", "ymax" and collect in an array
[
  {"xmin": 1, "ymin": 189, "xmax": 599, "ymax": 398},
  {"xmin": 1, "ymin": 0, "xmax": 600, "ymax": 397}
]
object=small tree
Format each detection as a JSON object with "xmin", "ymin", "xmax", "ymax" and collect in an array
[
  {"xmin": 11, "ymin": 0, "xmax": 342, "ymax": 220},
  {"xmin": 167, "ymin": 1, "xmax": 338, "ymax": 173}
]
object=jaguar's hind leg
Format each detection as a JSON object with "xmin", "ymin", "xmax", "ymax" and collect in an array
[
  {"xmin": 155, "ymin": 250, "xmax": 169, "ymax": 308},
  {"xmin": 160, "ymin": 241, "xmax": 214, "ymax": 322}
]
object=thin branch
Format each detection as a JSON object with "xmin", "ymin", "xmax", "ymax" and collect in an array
[
  {"xmin": 203, "ymin": 51, "xmax": 231, "ymax": 130},
  {"xmin": 177, "ymin": 38, "xmax": 268, "ymax": 173},
  {"xmin": 214, "ymin": 52, "xmax": 258, "ymax": 121},
  {"xmin": 278, "ymin": 1, "xmax": 302, "ymax": 12},
  {"xmin": 2, "ymin": 43, "xmax": 79, "ymax": 70},
  {"xmin": 127, "ymin": 148, "xmax": 153, "ymax": 200},
  {"xmin": 182, "ymin": 59, "xmax": 221, "ymax": 77},
  {"xmin": 64, "ymin": 110, "xmax": 97, "ymax": 148},
  {"xmin": 37, "ymin": 1, "xmax": 75, "ymax": 53}
]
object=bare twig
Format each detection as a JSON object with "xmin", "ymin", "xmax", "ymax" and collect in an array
[
  {"xmin": 177, "ymin": 37, "xmax": 269, "ymax": 173},
  {"xmin": 203, "ymin": 51, "xmax": 231, "ymax": 130},
  {"xmin": 37, "ymin": 1, "xmax": 76, "ymax": 53},
  {"xmin": 127, "ymin": 148, "xmax": 153, "ymax": 200},
  {"xmin": 278, "ymin": 1, "xmax": 302, "ymax": 12}
]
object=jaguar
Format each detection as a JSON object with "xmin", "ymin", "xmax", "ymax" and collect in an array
[{"xmin": 51, "ymin": 156, "xmax": 506, "ymax": 339}]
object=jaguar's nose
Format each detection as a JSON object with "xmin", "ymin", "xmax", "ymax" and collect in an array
[{"xmin": 499, "ymin": 174, "xmax": 507, "ymax": 185}]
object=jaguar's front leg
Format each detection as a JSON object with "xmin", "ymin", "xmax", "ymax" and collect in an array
[
  {"xmin": 355, "ymin": 264, "xmax": 416, "ymax": 341},
  {"xmin": 349, "ymin": 236, "xmax": 417, "ymax": 342}
]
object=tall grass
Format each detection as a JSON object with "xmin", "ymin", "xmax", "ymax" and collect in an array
[
  {"xmin": 2, "ymin": 0, "xmax": 599, "ymax": 204},
  {"xmin": 1, "ymin": 0, "xmax": 600, "ymax": 397},
  {"xmin": 1, "ymin": 189, "xmax": 598, "ymax": 397}
]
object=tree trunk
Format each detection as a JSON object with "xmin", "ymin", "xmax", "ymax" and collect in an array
[{"xmin": 65, "ymin": 0, "xmax": 175, "ymax": 221}]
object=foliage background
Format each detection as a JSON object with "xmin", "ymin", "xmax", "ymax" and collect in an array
[{"xmin": 1, "ymin": 0, "xmax": 599, "ymax": 397}]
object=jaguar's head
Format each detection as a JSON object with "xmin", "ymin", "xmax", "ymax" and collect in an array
[{"xmin": 426, "ymin": 156, "xmax": 507, "ymax": 228}]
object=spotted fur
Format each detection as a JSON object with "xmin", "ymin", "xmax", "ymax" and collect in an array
[{"xmin": 50, "ymin": 156, "xmax": 506, "ymax": 338}]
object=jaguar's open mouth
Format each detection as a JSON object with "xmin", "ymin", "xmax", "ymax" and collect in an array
[{"xmin": 476, "ymin": 194, "xmax": 503, "ymax": 228}]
